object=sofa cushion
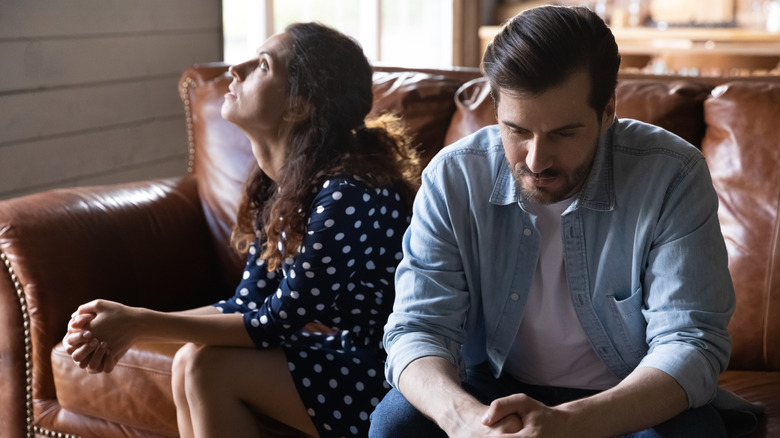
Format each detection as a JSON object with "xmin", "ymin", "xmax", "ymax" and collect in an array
[
  {"xmin": 719, "ymin": 370, "xmax": 780, "ymax": 437},
  {"xmin": 51, "ymin": 342, "xmax": 181, "ymax": 437},
  {"xmin": 615, "ymin": 79, "xmax": 713, "ymax": 148},
  {"xmin": 702, "ymin": 81, "xmax": 780, "ymax": 372},
  {"xmin": 370, "ymin": 71, "xmax": 462, "ymax": 165},
  {"xmin": 442, "ymin": 77, "xmax": 714, "ymax": 149}
]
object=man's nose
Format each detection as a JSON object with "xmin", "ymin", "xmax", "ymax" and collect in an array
[{"xmin": 525, "ymin": 137, "xmax": 552, "ymax": 174}]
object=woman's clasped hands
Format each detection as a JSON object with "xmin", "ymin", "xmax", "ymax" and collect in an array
[{"xmin": 62, "ymin": 299, "xmax": 136, "ymax": 374}]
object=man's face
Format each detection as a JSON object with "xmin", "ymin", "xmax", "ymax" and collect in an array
[{"xmin": 497, "ymin": 70, "xmax": 615, "ymax": 204}]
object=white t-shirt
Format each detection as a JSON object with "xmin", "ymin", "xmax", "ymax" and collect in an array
[{"xmin": 503, "ymin": 197, "xmax": 620, "ymax": 390}]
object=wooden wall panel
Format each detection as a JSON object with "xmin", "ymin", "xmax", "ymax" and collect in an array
[
  {"xmin": 0, "ymin": 118, "xmax": 187, "ymax": 197},
  {"xmin": 0, "ymin": 0, "xmax": 221, "ymax": 38},
  {"xmin": 0, "ymin": 34, "xmax": 220, "ymax": 92},
  {"xmin": 0, "ymin": 78, "xmax": 182, "ymax": 145},
  {"xmin": 3, "ymin": 159, "xmax": 187, "ymax": 200},
  {"xmin": 0, "ymin": 0, "xmax": 222, "ymax": 200},
  {"xmin": 74, "ymin": 159, "xmax": 187, "ymax": 188}
]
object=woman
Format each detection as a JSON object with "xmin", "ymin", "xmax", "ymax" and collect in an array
[{"xmin": 64, "ymin": 22, "xmax": 420, "ymax": 438}]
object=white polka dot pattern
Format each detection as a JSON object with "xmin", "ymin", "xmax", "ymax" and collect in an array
[{"xmin": 212, "ymin": 176, "xmax": 409, "ymax": 437}]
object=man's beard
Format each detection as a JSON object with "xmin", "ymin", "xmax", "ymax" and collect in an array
[{"xmin": 511, "ymin": 149, "xmax": 596, "ymax": 205}]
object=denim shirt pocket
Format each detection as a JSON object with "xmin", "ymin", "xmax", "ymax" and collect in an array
[{"xmin": 607, "ymin": 286, "xmax": 649, "ymax": 361}]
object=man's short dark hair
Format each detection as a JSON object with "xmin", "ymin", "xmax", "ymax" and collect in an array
[{"xmin": 481, "ymin": 5, "xmax": 620, "ymax": 115}]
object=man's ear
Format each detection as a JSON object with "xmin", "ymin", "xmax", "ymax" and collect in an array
[
  {"xmin": 283, "ymin": 97, "xmax": 311, "ymax": 123},
  {"xmin": 600, "ymin": 93, "xmax": 616, "ymax": 132}
]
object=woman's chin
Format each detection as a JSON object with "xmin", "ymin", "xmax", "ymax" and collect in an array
[{"xmin": 220, "ymin": 105, "xmax": 232, "ymax": 122}]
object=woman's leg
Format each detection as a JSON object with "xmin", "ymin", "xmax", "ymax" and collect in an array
[
  {"xmin": 172, "ymin": 343, "xmax": 198, "ymax": 438},
  {"xmin": 180, "ymin": 344, "xmax": 319, "ymax": 438}
]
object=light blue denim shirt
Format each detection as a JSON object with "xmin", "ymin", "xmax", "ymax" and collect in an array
[{"xmin": 384, "ymin": 119, "xmax": 735, "ymax": 408}]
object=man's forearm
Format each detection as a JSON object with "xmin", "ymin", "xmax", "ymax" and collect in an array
[
  {"xmin": 398, "ymin": 356, "xmax": 487, "ymax": 434},
  {"xmin": 558, "ymin": 366, "xmax": 688, "ymax": 437}
]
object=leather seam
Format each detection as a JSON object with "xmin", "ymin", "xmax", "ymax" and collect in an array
[
  {"xmin": 53, "ymin": 402, "xmax": 175, "ymax": 438},
  {"xmin": 51, "ymin": 347, "xmax": 174, "ymax": 377}
]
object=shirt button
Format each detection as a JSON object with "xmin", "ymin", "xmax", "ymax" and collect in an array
[
  {"xmin": 510, "ymin": 293, "xmax": 519, "ymax": 301},
  {"xmin": 523, "ymin": 228, "xmax": 532, "ymax": 236}
]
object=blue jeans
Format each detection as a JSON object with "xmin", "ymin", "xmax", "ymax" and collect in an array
[{"xmin": 369, "ymin": 362, "xmax": 726, "ymax": 438}]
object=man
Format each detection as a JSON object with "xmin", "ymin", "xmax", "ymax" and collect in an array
[{"xmin": 370, "ymin": 5, "xmax": 739, "ymax": 438}]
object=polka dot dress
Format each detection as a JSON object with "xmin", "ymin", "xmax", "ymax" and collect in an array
[{"xmin": 214, "ymin": 176, "xmax": 410, "ymax": 438}]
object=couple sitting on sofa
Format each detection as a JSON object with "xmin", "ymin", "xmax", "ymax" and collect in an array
[{"xmin": 62, "ymin": 6, "xmax": 759, "ymax": 438}]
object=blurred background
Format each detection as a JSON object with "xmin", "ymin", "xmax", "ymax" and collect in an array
[{"xmin": 2, "ymin": 0, "xmax": 778, "ymax": 200}]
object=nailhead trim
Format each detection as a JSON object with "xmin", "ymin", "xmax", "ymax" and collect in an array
[
  {"xmin": 33, "ymin": 425, "xmax": 79, "ymax": 438},
  {"xmin": 2, "ymin": 251, "xmax": 81, "ymax": 438},
  {"xmin": 179, "ymin": 76, "xmax": 198, "ymax": 174},
  {"xmin": 1, "ymin": 250, "xmax": 34, "ymax": 437}
]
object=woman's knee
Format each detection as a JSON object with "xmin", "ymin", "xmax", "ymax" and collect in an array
[
  {"xmin": 172, "ymin": 343, "xmax": 200, "ymax": 402},
  {"xmin": 173, "ymin": 343, "xmax": 198, "ymax": 372},
  {"xmin": 172, "ymin": 343, "xmax": 225, "ymax": 397}
]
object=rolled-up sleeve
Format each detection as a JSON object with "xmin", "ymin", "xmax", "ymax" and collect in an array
[
  {"xmin": 384, "ymin": 166, "xmax": 472, "ymax": 388},
  {"xmin": 639, "ymin": 157, "xmax": 735, "ymax": 408}
]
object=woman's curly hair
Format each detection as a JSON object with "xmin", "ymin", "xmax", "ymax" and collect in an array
[{"xmin": 231, "ymin": 22, "xmax": 421, "ymax": 271}]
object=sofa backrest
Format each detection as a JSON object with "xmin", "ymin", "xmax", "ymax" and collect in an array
[
  {"xmin": 442, "ymin": 75, "xmax": 715, "ymax": 148},
  {"xmin": 701, "ymin": 80, "xmax": 780, "ymax": 371},
  {"xmin": 179, "ymin": 64, "xmax": 780, "ymax": 372}
]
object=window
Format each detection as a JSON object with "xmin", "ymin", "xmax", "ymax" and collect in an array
[{"xmin": 222, "ymin": 0, "xmax": 454, "ymax": 68}]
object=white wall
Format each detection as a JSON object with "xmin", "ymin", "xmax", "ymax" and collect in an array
[{"xmin": 0, "ymin": 0, "xmax": 223, "ymax": 200}]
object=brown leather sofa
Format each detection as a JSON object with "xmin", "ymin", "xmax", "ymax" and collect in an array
[{"xmin": 1, "ymin": 64, "xmax": 778, "ymax": 438}]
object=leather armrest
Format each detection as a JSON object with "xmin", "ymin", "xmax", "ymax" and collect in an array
[{"xmin": 0, "ymin": 176, "xmax": 229, "ymax": 412}]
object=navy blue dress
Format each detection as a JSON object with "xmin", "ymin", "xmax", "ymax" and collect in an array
[{"xmin": 214, "ymin": 175, "xmax": 410, "ymax": 437}]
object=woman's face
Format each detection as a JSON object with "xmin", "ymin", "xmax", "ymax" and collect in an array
[{"xmin": 222, "ymin": 32, "xmax": 291, "ymax": 140}]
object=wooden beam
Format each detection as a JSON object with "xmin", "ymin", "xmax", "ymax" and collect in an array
[{"xmin": 453, "ymin": 0, "xmax": 482, "ymax": 67}]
